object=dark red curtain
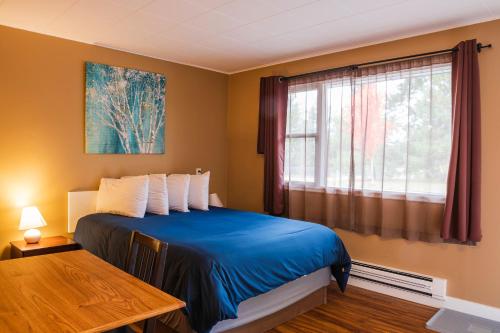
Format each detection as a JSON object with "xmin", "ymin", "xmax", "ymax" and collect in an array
[
  {"xmin": 442, "ymin": 39, "xmax": 482, "ymax": 243},
  {"xmin": 257, "ymin": 76, "xmax": 288, "ymax": 215}
]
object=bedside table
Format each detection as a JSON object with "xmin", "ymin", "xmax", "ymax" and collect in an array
[{"xmin": 10, "ymin": 236, "xmax": 81, "ymax": 259}]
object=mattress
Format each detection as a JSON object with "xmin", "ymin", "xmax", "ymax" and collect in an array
[{"xmin": 212, "ymin": 266, "xmax": 331, "ymax": 332}]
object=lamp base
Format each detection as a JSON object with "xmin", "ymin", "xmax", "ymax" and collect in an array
[{"xmin": 24, "ymin": 228, "xmax": 41, "ymax": 244}]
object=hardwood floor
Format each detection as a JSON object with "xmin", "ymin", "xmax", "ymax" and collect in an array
[{"xmin": 267, "ymin": 284, "xmax": 438, "ymax": 333}]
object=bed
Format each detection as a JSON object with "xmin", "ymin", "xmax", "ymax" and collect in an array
[{"xmin": 72, "ymin": 201, "xmax": 351, "ymax": 333}]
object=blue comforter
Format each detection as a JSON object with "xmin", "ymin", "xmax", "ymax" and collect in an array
[{"xmin": 74, "ymin": 207, "xmax": 351, "ymax": 333}]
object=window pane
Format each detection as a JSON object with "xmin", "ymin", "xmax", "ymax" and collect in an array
[
  {"xmin": 325, "ymin": 79, "xmax": 351, "ymax": 188},
  {"xmin": 428, "ymin": 67, "xmax": 452, "ymax": 194},
  {"xmin": 361, "ymin": 78, "xmax": 386, "ymax": 192},
  {"xmin": 383, "ymin": 75, "xmax": 410, "ymax": 193},
  {"xmin": 288, "ymin": 89, "xmax": 318, "ymax": 135},
  {"xmin": 407, "ymin": 69, "xmax": 432, "ymax": 194},
  {"xmin": 285, "ymin": 137, "xmax": 315, "ymax": 183},
  {"xmin": 352, "ymin": 77, "xmax": 387, "ymax": 191}
]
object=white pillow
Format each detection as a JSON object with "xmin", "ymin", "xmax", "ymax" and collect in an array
[
  {"xmin": 123, "ymin": 174, "xmax": 169, "ymax": 215},
  {"xmin": 189, "ymin": 171, "xmax": 210, "ymax": 211},
  {"xmin": 96, "ymin": 176, "xmax": 149, "ymax": 218},
  {"xmin": 146, "ymin": 174, "xmax": 169, "ymax": 215},
  {"xmin": 167, "ymin": 174, "xmax": 190, "ymax": 212}
]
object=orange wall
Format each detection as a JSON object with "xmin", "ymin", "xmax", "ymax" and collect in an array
[
  {"xmin": 0, "ymin": 25, "xmax": 228, "ymax": 258},
  {"xmin": 227, "ymin": 19, "xmax": 500, "ymax": 307}
]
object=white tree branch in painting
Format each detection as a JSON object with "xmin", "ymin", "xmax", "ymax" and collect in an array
[{"xmin": 94, "ymin": 67, "xmax": 164, "ymax": 153}]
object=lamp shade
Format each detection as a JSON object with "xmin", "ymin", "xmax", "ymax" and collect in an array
[
  {"xmin": 19, "ymin": 206, "xmax": 47, "ymax": 230},
  {"xmin": 209, "ymin": 193, "xmax": 223, "ymax": 207}
]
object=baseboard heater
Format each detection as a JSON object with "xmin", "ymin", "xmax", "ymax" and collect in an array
[{"xmin": 350, "ymin": 260, "xmax": 446, "ymax": 300}]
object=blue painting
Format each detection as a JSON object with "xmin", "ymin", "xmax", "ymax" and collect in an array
[{"xmin": 85, "ymin": 62, "xmax": 166, "ymax": 154}]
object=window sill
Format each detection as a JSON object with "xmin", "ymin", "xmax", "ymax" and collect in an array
[{"xmin": 285, "ymin": 183, "xmax": 445, "ymax": 204}]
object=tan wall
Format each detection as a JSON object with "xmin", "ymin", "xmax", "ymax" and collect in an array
[
  {"xmin": 2, "ymin": 18, "xmax": 500, "ymax": 308},
  {"xmin": 0, "ymin": 25, "xmax": 228, "ymax": 258},
  {"xmin": 227, "ymin": 19, "xmax": 500, "ymax": 307}
]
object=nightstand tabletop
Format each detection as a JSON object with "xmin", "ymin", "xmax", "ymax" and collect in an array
[{"xmin": 10, "ymin": 236, "xmax": 77, "ymax": 252}]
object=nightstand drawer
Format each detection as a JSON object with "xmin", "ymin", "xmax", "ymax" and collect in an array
[{"xmin": 10, "ymin": 236, "xmax": 81, "ymax": 259}]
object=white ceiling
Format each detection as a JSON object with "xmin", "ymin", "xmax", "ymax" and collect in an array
[{"xmin": 0, "ymin": 0, "xmax": 499, "ymax": 74}]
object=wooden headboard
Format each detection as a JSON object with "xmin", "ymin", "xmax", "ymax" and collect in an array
[{"xmin": 67, "ymin": 191, "xmax": 98, "ymax": 233}]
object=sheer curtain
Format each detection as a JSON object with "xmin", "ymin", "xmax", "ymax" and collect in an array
[{"xmin": 285, "ymin": 54, "xmax": 453, "ymax": 242}]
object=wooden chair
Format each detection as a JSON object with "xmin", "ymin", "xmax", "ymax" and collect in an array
[{"xmin": 125, "ymin": 231, "xmax": 168, "ymax": 333}]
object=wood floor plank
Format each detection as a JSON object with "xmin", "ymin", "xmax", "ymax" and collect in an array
[{"xmin": 267, "ymin": 284, "xmax": 437, "ymax": 333}]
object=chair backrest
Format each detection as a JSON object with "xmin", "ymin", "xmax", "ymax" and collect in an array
[{"xmin": 125, "ymin": 231, "xmax": 168, "ymax": 289}]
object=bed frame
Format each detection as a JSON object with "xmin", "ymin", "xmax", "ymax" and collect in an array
[
  {"xmin": 156, "ymin": 285, "xmax": 327, "ymax": 333},
  {"xmin": 228, "ymin": 286, "xmax": 327, "ymax": 333},
  {"xmin": 67, "ymin": 191, "xmax": 331, "ymax": 333}
]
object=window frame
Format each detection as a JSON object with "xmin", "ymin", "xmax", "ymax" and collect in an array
[{"xmin": 285, "ymin": 82, "xmax": 324, "ymax": 187}]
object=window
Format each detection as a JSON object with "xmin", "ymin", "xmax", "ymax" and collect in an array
[
  {"xmin": 285, "ymin": 62, "xmax": 452, "ymax": 198},
  {"xmin": 285, "ymin": 86, "xmax": 319, "ymax": 184}
]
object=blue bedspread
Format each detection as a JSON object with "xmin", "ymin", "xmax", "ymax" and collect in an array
[{"xmin": 74, "ymin": 207, "xmax": 351, "ymax": 333}]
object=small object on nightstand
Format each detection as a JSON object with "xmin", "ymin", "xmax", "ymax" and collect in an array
[
  {"xmin": 209, "ymin": 193, "xmax": 223, "ymax": 207},
  {"xmin": 19, "ymin": 206, "xmax": 47, "ymax": 243},
  {"xmin": 10, "ymin": 236, "xmax": 80, "ymax": 259}
]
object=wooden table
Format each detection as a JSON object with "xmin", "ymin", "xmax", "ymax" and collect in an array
[{"xmin": 0, "ymin": 250, "xmax": 185, "ymax": 332}]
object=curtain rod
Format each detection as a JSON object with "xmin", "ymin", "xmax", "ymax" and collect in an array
[{"xmin": 282, "ymin": 42, "xmax": 492, "ymax": 81}]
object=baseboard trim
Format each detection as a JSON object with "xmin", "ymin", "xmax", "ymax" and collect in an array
[{"xmin": 346, "ymin": 276, "xmax": 500, "ymax": 322}]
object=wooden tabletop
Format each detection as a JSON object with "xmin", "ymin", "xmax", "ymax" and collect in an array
[
  {"xmin": 10, "ymin": 236, "xmax": 77, "ymax": 251},
  {"xmin": 0, "ymin": 250, "xmax": 185, "ymax": 333}
]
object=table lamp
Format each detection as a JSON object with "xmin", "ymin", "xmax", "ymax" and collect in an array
[
  {"xmin": 209, "ymin": 193, "xmax": 223, "ymax": 207},
  {"xmin": 19, "ymin": 206, "xmax": 47, "ymax": 243}
]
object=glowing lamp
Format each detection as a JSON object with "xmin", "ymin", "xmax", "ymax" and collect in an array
[
  {"xmin": 209, "ymin": 193, "xmax": 223, "ymax": 207},
  {"xmin": 19, "ymin": 206, "xmax": 47, "ymax": 244}
]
